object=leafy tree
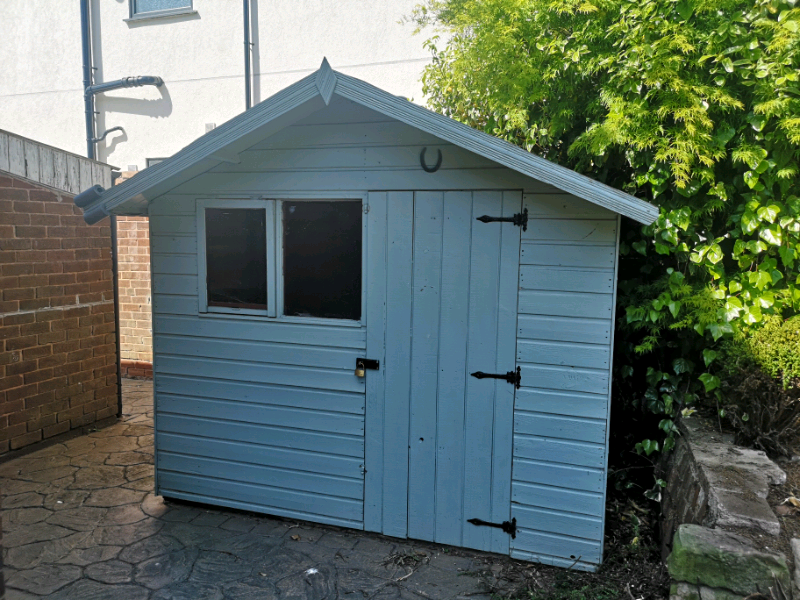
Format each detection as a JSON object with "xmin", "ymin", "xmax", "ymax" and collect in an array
[{"xmin": 413, "ymin": 0, "xmax": 800, "ymax": 486}]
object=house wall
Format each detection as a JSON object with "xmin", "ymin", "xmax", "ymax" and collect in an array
[
  {"xmin": 0, "ymin": 174, "xmax": 118, "ymax": 453},
  {"xmin": 0, "ymin": 0, "xmax": 432, "ymax": 171},
  {"xmin": 146, "ymin": 102, "xmax": 621, "ymax": 568}
]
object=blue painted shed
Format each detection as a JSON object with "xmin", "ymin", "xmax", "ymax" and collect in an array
[{"xmin": 75, "ymin": 59, "xmax": 658, "ymax": 571}]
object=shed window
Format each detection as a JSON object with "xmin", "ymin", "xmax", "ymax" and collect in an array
[
  {"xmin": 197, "ymin": 199, "xmax": 363, "ymax": 322},
  {"xmin": 282, "ymin": 201, "xmax": 362, "ymax": 320},
  {"xmin": 205, "ymin": 208, "xmax": 268, "ymax": 310}
]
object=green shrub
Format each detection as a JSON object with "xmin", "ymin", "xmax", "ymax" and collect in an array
[
  {"xmin": 722, "ymin": 369, "xmax": 800, "ymax": 457},
  {"xmin": 723, "ymin": 316, "xmax": 800, "ymax": 389}
]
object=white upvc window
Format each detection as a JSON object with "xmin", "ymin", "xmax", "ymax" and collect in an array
[{"xmin": 129, "ymin": 0, "xmax": 194, "ymax": 19}]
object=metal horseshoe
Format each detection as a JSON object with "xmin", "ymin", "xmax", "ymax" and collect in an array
[{"xmin": 420, "ymin": 147, "xmax": 443, "ymax": 173}]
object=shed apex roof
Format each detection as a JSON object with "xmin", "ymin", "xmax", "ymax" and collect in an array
[{"xmin": 77, "ymin": 58, "xmax": 658, "ymax": 225}]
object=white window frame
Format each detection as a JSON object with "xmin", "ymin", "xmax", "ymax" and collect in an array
[
  {"xmin": 196, "ymin": 198, "xmax": 277, "ymax": 318},
  {"xmin": 196, "ymin": 194, "xmax": 367, "ymax": 327},
  {"xmin": 128, "ymin": 0, "xmax": 195, "ymax": 21}
]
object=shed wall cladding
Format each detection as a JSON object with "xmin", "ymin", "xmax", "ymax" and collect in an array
[{"xmin": 149, "ymin": 100, "xmax": 619, "ymax": 570}]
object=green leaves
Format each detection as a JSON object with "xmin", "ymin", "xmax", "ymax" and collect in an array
[
  {"xmin": 417, "ymin": 0, "xmax": 800, "ymax": 480},
  {"xmin": 699, "ymin": 373, "xmax": 721, "ymax": 392}
]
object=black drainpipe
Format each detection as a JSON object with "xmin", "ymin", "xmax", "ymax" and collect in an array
[
  {"xmin": 80, "ymin": 0, "xmax": 123, "ymax": 419},
  {"xmin": 81, "ymin": 0, "xmax": 95, "ymax": 159},
  {"xmin": 244, "ymin": 0, "xmax": 252, "ymax": 109}
]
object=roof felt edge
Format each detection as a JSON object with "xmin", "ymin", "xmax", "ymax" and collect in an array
[{"xmin": 75, "ymin": 59, "xmax": 659, "ymax": 225}]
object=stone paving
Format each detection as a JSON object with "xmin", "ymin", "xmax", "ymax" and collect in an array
[{"xmin": 1, "ymin": 380, "xmax": 499, "ymax": 600}]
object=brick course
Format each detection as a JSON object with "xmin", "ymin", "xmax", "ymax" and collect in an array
[
  {"xmin": 116, "ymin": 206, "xmax": 152, "ymax": 376},
  {"xmin": 0, "ymin": 174, "xmax": 118, "ymax": 454}
]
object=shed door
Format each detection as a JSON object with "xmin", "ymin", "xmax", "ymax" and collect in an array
[{"xmin": 364, "ymin": 190, "xmax": 521, "ymax": 554}]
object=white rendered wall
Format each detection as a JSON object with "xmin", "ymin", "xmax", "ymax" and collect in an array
[{"xmin": 0, "ymin": 0, "xmax": 432, "ymax": 170}]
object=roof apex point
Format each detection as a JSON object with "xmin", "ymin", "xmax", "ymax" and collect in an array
[{"xmin": 316, "ymin": 58, "xmax": 337, "ymax": 105}]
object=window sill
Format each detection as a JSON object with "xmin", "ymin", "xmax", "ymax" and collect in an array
[
  {"xmin": 198, "ymin": 311, "xmax": 364, "ymax": 328},
  {"xmin": 125, "ymin": 8, "xmax": 198, "ymax": 23}
]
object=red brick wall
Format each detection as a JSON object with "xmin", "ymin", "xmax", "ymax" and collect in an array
[
  {"xmin": 0, "ymin": 174, "xmax": 118, "ymax": 454},
  {"xmin": 116, "ymin": 215, "xmax": 152, "ymax": 372},
  {"xmin": 115, "ymin": 170, "xmax": 153, "ymax": 379}
]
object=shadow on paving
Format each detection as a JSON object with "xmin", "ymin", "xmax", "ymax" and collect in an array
[{"xmin": 1, "ymin": 379, "xmax": 500, "ymax": 600}]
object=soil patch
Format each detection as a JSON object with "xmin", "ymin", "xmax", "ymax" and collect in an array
[
  {"xmin": 472, "ymin": 494, "xmax": 669, "ymax": 600},
  {"xmin": 768, "ymin": 459, "xmax": 800, "ymax": 562}
]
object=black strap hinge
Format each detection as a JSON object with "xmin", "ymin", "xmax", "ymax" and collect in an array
[
  {"xmin": 467, "ymin": 517, "xmax": 517, "ymax": 538},
  {"xmin": 470, "ymin": 366, "xmax": 521, "ymax": 389},
  {"xmin": 476, "ymin": 208, "xmax": 528, "ymax": 232}
]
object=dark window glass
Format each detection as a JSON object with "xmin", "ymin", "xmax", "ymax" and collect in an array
[
  {"xmin": 283, "ymin": 201, "xmax": 362, "ymax": 320},
  {"xmin": 205, "ymin": 208, "xmax": 267, "ymax": 310}
]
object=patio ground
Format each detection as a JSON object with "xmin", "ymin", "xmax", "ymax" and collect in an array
[{"xmin": 1, "ymin": 379, "xmax": 504, "ymax": 600}]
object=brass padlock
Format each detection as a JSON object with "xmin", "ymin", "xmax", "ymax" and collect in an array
[{"xmin": 355, "ymin": 360, "xmax": 366, "ymax": 378}]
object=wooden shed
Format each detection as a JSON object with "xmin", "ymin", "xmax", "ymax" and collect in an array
[{"xmin": 74, "ymin": 59, "xmax": 658, "ymax": 571}]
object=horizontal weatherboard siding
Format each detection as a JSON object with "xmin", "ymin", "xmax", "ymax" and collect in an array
[
  {"xmin": 155, "ymin": 315, "xmax": 366, "ymax": 349},
  {"xmin": 511, "ymin": 204, "xmax": 617, "ymax": 570},
  {"xmin": 514, "ymin": 435, "xmax": 606, "ymax": 469},
  {"xmin": 151, "ymin": 191, "xmax": 368, "ymax": 528},
  {"xmin": 159, "ymin": 413, "xmax": 363, "ymax": 457},
  {"xmin": 520, "ymin": 244, "xmax": 616, "ymax": 269},
  {"xmin": 517, "ymin": 315, "xmax": 610, "ymax": 345},
  {"xmin": 516, "ymin": 340, "xmax": 609, "ymax": 370},
  {"xmin": 159, "ymin": 472, "xmax": 363, "ymax": 527}
]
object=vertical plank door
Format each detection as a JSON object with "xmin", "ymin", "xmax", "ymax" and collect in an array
[{"xmin": 368, "ymin": 190, "xmax": 521, "ymax": 553}]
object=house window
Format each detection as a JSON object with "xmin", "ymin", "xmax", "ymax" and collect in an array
[
  {"xmin": 197, "ymin": 199, "xmax": 363, "ymax": 322},
  {"xmin": 130, "ymin": 0, "xmax": 192, "ymax": 18}
]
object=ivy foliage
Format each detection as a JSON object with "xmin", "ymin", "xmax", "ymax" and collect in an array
[{"xmin": 413, "ymin": 0, "xmax": 800, "ymax": 468}]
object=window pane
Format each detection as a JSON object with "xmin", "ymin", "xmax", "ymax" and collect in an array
[
  {"xmin": 133, "ymin": 0, "xmax": 191, "ymax": 14},
  {"xmin": 206, "ymin": 208, "xmax": 267, "ymax": 310},
  {"xmin": 283, "ymin": 201, "xmax": 362, "ymax": 320}
]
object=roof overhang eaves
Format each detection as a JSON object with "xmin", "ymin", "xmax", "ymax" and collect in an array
[
  {"xmin": 78, "ymin": 59, "xmax": 658, "ymax": 226},
  {"xmin": 333, "ymin": 72, "xmax": 658, "ymax": 225},
  {"xmin": 79, "ymin": 71, "xmax": 325, "ymax": 220}
]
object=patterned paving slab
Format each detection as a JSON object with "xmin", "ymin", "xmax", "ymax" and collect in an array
[{"xmin": 1, "ymin": 380, "xmax": 501, "ymax": 600}]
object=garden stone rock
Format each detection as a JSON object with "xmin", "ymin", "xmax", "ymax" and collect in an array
[
  {"xmin": 670, "ymin": 582, "xmax": 701, "ymax": 600},
  {"xmin": 667, "ymin": 524, "xmax": 790, "ymax": 595},
  {"xmin": 791, "ymin": 538, "xmax": 800, "ymax": 597},
  {"xmin": 706, "ymin": 486, "xmax": 781, "ymax": 536}
]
